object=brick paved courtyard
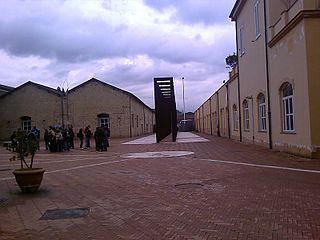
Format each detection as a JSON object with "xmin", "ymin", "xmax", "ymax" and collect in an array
[{"xmin": 1, "ymin": 133, "xmax": 320, "ymax": 240}]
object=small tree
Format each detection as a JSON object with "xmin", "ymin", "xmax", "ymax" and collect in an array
[
  {"xmin": 10, "ymin": 132, "xmax": 38, "ymax": 169},
  {"xmin": 225, "ymin": 53, "xmax": 238, "ymax": 68}
]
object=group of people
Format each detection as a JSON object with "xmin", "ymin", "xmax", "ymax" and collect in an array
[
  {"xmin": 77, "ymin": 125, "xmax": 110, "ymax": 152},
  {"xmin": 44, "ymin": 125, "xmax": 75, "ymax": 152},
  {"xmin": 9, "ymin": 124, "xmax": 111, "ymax": 153}
]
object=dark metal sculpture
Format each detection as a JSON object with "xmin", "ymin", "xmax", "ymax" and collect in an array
[{"xmin": 154, "ymin": 77, "xmax": 177, "ymax": 143}]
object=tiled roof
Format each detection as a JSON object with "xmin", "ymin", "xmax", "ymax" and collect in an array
[
  {"xmin": 68, "ymin": 78, "xmax": 152, "ymax": 111},
  {"xmin": 0, "ymin": 81, "xmax": 64, "ymax": 98}
]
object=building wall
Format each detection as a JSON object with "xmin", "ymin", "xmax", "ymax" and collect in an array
[
  {"xmin": 306, "ymin": 17, "xmax": 320, "ymax": 157},
  {"xmin": 266, "ymin": 0, "xmax": 320, "ymax": 157},
  {"xmin": 68, "ymin": 80, "xmax": 132, "ymax": 138},
  {"xmin": 268, "ymin": 20, "xmax": 311, "ymax": 156},
  {"xmin": 196, "ymin": 0, "xmax": 319, "ymax": 158},
  {"xmin": 225, "ymin": 0, "xmax": 320, "ymax": 158},
  {"xmin": 236, "ymin": 0, "xmax": 269, "ymax": 146},
  {"xmin": 0, "ymin": 84, "xmax": 62, "ymax": 140},
  {"xmin": 130, "ymin": 96, "xmax": 154, "ymax": 137},
  {"xmin": 0, "ymin": 79, "xmax": 154, "ymax": 140},
  {"xmin": 202, "ymin": 99, "xmax": 211, "ymax": 135},
  {"xmin": 217, "ymin": 85, "xmax": 229, "ymax": 138},
  {"xmin": 228, "ymin": 72, "xmax": 240, "ymax": 140},
  {"xmin": 210, "ymin": 93, "xmax": 219, "ymax": 135},
  {"xmin": 195, "ymin": 69, "xmax": 239, "ymax": 140}
]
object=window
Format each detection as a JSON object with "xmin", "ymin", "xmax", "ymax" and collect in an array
[
  {"xmin": 239, "ymin": 26, "xmax": 245, "ymax": 55},
  {"xmin": 258, "ymin": 94, "xmax": 267, "ymax": 131},
  {"xmin": 243, "ymin": 100, "xmax": 250, "ymax": 131},
  {"xmin": 282, "ymin": 83, "xmax": 294, "ymax": 132},
  {"xmin": 22, "ymin": 120, "xmax": 32, "ymax": 132},
  {"xmin": 97, "ymin": 113, "xmax": 109, "ymax": 128},
  {"xmin": 20, "ymin": 116, "xmax": 31, "ymax": 132},
  {"xmin": 233, "ymin": 104, "xmax": 239, "ymax": 131},
  {"xmin": 254, "ymin": 1, "xmax": 261, "ymax": 38}
]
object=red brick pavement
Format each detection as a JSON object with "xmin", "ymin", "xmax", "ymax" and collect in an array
[{"xmin": 0, "ymin": 134, "xmax": 320, "ymax": 240}]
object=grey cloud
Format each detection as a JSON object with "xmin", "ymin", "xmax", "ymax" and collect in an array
[
  {"xmin": 0, "ymin": 10, "xmax": 232, "ymax": 67},
  {"xmin": 0, "ymin": 0, "xmax": 236, "ymax": 112},
  {"xmin": 143, "ymin": 0, "xmax": 235, "ymax": 25}
]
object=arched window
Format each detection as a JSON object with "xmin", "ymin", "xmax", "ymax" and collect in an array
[
  {"xmin": 233, "ymin": 104, "xmax": 239, "ymax": 131},
  {"xmin": 258, "ymin": 93, "xmax": 267, "ymax": 131},
  {"xmin": 243, "ymin": 100, "xmax": 250, "ymax": 131},
  {"xmin": 20, "ymin": 116, "xmax": 31, "ymax": 132},
  {"xmin": 281, "ymin": 83, "xmax": 294, "ymax": 132},
  {"xmin": 97, "ymin": 113, "xmax": 110, "ymax": 128}
]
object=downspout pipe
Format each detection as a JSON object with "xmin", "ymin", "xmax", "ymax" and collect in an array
[
  {"xmin": 226, "ymin": 84, "xmax": 231, "ymax": 139},
  {"xmin": 217, "ymin": 92, "xmax": 220, "ymax": 137},
  {"xmin": 61, "ymin": 92, "xmax": 65, "ymax": 128},
  {"xmin": 201, "ymin": 105, "xmax": 205, "ymax": 132},
  {"xmin": 129, "ymin": 96, "xmax": 132, "ymax": 138},
  {"xmin": 209, "ymin": 97, "xmax": 213, "ymax": 135},
  {"xmin": 263, "ymin": 0, "xmax": 273, "ymax": 149},
  {"xmin": 235, "ymin": 21, "xmax": 242, "ymax": 142}
]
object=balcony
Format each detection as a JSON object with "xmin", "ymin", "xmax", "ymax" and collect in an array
[{"xmin": 269, "ymin": 0, "xmax": 320, "ymax": 44}]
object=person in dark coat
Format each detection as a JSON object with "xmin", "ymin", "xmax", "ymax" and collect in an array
[
  {"xmin": 44, "ymin": 129, "xmax": 49, "ymax": 150},
  {"xmin": 84, "ymin": 125, "xmax": 91, "ymax": 148},
  {"xmin": 67, "ymin": 126, "xmax": 74, "ymax": 149},
  {"xmin": 77, "ymin": 128, "xmax": 84, "ymax": 149}
]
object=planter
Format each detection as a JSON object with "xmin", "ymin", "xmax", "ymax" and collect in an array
[{"xmin": 13, "ymin": 168, "xmax": 45, "ymax": 193}]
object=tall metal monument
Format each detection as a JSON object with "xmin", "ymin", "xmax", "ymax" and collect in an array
[{"xmin": 154, "ymin": 77, "xmax": 177, "ymax": 143}]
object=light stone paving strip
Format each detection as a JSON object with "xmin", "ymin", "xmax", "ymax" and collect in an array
[
  {"xmin": 197, "ymin": 158, "xmax": 320, "ymax": 174},
  {"xmin": 122, "ymin": 132, "xmax": 209, "ymax": 144}
]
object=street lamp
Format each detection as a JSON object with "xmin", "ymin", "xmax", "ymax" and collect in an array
[{"xmin": 182, "ymin": 77, "xmax": 186, "ymax": 121}]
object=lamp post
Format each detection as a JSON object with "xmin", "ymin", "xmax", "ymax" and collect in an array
[{"xmin": 182, "ymin": 77, "xmax": 186, "ymax": 121}]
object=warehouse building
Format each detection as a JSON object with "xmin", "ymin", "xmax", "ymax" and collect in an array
[{"xmin": 0, "ymin": 78, "xmax": 154, "ymax": 140}]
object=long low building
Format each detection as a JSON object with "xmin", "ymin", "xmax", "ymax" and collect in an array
[
  {"xmin": 195, "ymin": 0, "xmax": 320, "ymax": 159},
  {"xmin": 0, "ymin": 78, "xmax": 155, "ymax": 140}
]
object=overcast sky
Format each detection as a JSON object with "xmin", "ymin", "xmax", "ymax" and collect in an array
[{"xmin": 0, "ymin": 0, "xmax": 236, "ymax": 112}]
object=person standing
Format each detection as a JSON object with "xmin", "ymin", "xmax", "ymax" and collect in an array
[
  {"xmin": 84, "ymin": 125, "xmax": 91, "ymax": 148},
  {"xmin": 77, "ymin": 128, "xmax": 84, "ymax": 149},
  {"xmin": 94, "ymin": 127, "xmax": 104, "ymax": 152},
  {"xmin": 31, "ymin": 126, "xmax": 40, "ymax": 150},
  {"xmin": 44, "ymin": 129, "xmax": 49, "ymax": 150},
  {"xmin": 68, "ymin": 126, "xmax": 75, "ymax": 149},
  {"xmin": 106, "ymin": 126, "xmax": 110, "ymax": 147}
]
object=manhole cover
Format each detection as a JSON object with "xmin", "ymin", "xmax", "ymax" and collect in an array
[
  {"xmin": 40, "ymin": 208, "xmax": 90, "ymax": 220},
  {"xmin": 175, "ymin": 183, "xmax": 204, "ymax": 189},
  {"xmin": 121, "ymin": 151, "xmax": 194, "ymax": 158}
]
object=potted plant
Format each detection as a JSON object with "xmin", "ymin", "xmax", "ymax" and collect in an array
[{"xmin": 10, "ymin": 131, "xmax": 45, "ymax": 193}]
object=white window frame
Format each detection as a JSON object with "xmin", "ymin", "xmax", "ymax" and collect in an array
[
  {"xmin": 243, "ymin": 101, "xmax": 250, "ymax": 131},
  {"xmin": 254, "ymin": 1, "xmax": 261, "ymax": 39},
  {"xmin": 239, "ymin": 26, "xmax": 245, "ymax": 56},
  {"xmin": 22, "ymin": 120, "xmax": 32, "ymax": 132},
  {"xmin": 99, "ymin": 117, "xmax": 109, "ymax": 128},
  {"xmin": 233, "ymin": 105, "xmax": 239, "ymax": 131},
  {"xmin": 282, "ymin": 85, "xmax": 294, "ymax": 132},
  {"xmin": 258, "ymin": 94, "xmax": 267, "ymax": 131}
]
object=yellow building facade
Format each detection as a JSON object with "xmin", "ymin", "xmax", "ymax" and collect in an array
[
  {"xmin": 195, "ymin": 0, "xmax": 320, "ymax": 158},
  {"xmin": 0, "ymin": 78, "xmax": 155, "ymax": 140}
]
